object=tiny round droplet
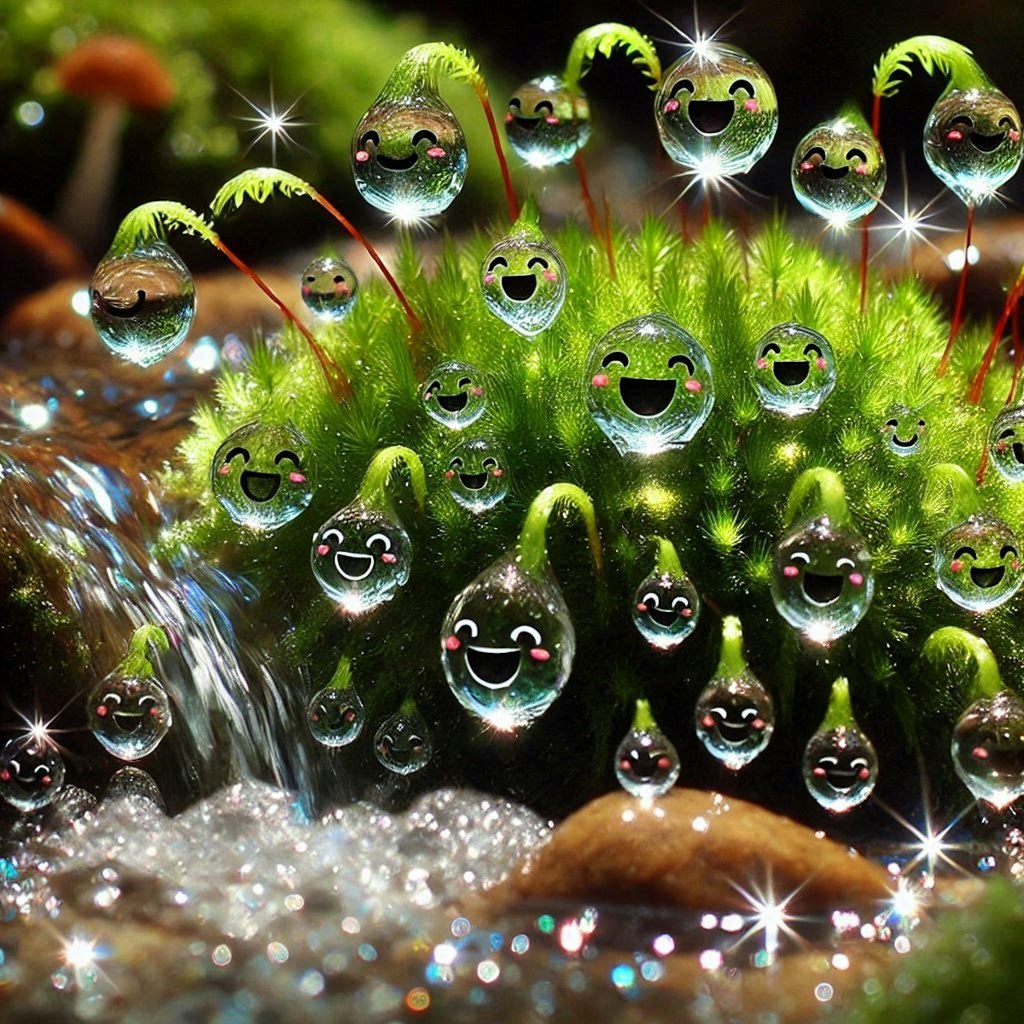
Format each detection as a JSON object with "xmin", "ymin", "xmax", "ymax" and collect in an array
[
  {"xmin": 988, "ymin": 405, "xmax": 1024, "ymax": 483},
  {"xmin": 374, "ymin": 710, "xmax": 432, "ymax": 775},
  {"xmin": 952, "ymin": 689, "xmax": 1024, "ymax": 810},
  {"xmin": 300, "ymin": 255, "xmax": 358, "ymax": 321},
  {"xmin": 803, "ymin": 725, "xmax": 878, "ymax": 813},
  {"xmin": 934, "ymin": 513, "xmax": 1023, "ymax": 613},
  {"xmin": 695, "ymin": 673, "xmax": 774, "ymax": 770},
  {"xmin": 882, "ymin": 404, "xmax": 927, "ymax": 458},
  {"xmin": 421, "ymin": 361, "xmax": 487, "ymax": 430},
  {"xmin": 615, "ymin": 727, "xmax": 680, "ymax": 798},
  {"xmin": 443, "ymin": 437, "xmax": 509, "ymax": 513},
  {"xmin": 307, "ymin": 685, "xmax": 365, "ymax": 747},
  {"xmin": 88, "ymin": 674, "xmax": 172, "ymax": 761},
  {"xmin": 751, "ymin": 324, "xmax": 836, "ymax": 416},
  {"xmin": 631, "ymin": 570, "xmax": 701, "ymax": 653},
  {"xmin": 0, "ymin": 736, "xmax": 65, "ymax": 812},
  {"xmin": 505, "ymin": 75, "xmax": 591, "ymax": 168}
]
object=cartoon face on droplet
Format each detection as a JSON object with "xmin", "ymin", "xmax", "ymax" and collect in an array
[
  {"xmin": 211, "ymin": 422, "xmax": 316, "ymax": 531},
  {"xmin": 988, "ymin": 405, "xmax": 1024, "ymax": 483},
  {"xmin": 444, "ymin": 437, "xmax": 508, "ymax": 513},
  {"xmin": 374, "ymin": 711, "xmax": 432, "ymax": 775},
  {"xmin": 307, "ymin": 685, "xmax": 365, "ymax": 747},
  {"xmin": 803, "ymin": 725, "xmax": 878, "ymax": 813},
  {"xmin": 934, "ymin": 513, "xmax": 1023, "ymax": 613},
  {"xmin": 481, "ymin": 235, "xmax": 567, "ymax": 337},
  {"xmin": 585, "ymin": 313, "xmax": 714, "ymax": 456},
  {"xmin": 505, "ymin": 74, "xmax": 592, "ymax": 168},
  {"xmin": 882, "ymin": 404, "xmax": 927, "ymax": 457},
  {"xmin": 952, "ymin": 689, "xmax": 1024, "ymax": 810},
  {"xmin": 0, "ymin": 735, "xmax": 66, "ymax": 812},
  {"xmin": 351, "ymin": 96, "xmax": 468, "ymax": 218},
  {"xmin": 614, "ymin": 728, "xmax": 680, "ymax": 799},
  {"xmin": 87, "ymin": 675, "xmax": 172, "ymax": 761},
  {"xmin": 90, "ymin": 240, "xmax": 196, "ymax": 367},
  {"xmin": 655, "ymin": 43, "xmax": 778, "ymax": 175},
  {"xmin": 311, "ymin": 504, "xmax": 411, "ymax": 614},
  {"xmin": 441, "ymin": 556, "xmax": 574, "ymax": 729},
  {"xmin": 695, "ymin": 674, "xmax": 774, "ymax": 771},
  {"xmin": 772, "ymin": 515, "xmax": 873, "ymax": 643},
  {"xmin": 300, "ymin": 255, "xmax": 358, "ymax": 321},
  {"xmin": 421, "ymin": 360, "xmax": 487, "ymax": 429},
  {"xmin": 631, "ymin": 571, "xmax": 700, "ymax": 653},
  {"xmin": 924, "ymin": 85, "xmax": 1022, "ymax": 205},
  {"xmin": 752, "ymin": 324, "xmax": 836, "ymax": 416},
  {"xmin": 792, "ymin": 118, "xmax": 886, "ymax": 223}
]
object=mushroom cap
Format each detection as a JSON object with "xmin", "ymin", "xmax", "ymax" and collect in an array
[{"xmin": 55, "ymin": 35, "xmax": 175, "ymax": 110}]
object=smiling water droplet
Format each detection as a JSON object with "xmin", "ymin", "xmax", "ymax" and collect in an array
[
  {"xmin": 0, "ymin": 736, "xmax": 65, "ymax": 812},
  {"xmin": 505, "ymin": 75, "xmax": 592, "ymax": 168},
  {"xmin": 90, "ymin": 240, "xmax": 196, "ymax": 366},
  {"xmin": 632, "ymin": 571, "xmax": 700, "ymax": 653},
  {"xmin": 88, "ymin": 674, "xmax": 172, "ymax": 761},
  {"xmin": 882, "ymin": 404, "xmax": 928, "ymax": 457},
  {"xmin": 952, "ymin": 689, "xmax": 1024, "ymax": 810},
  {"xmin": 307, "ymin": 684, "xmax": 365, "ymax": 747},
  {"xmin": 752, "ymin": 324, "xmax": 836, "ymax": 416},
  {"xmin": 615, "ymin": 701, "xmax": 679, "ymax": 799},
  {"xmin": 481, "ymin": 232, "xmax": 567, "ymax": 337},
  {"xmin": 300, "ymin": 255, "xmax": 358, "ymax": 321},
  {"xmin": 421, "ymin": 360, "xmax": 487, "ymax": 429},
  {"xmin": 374, "ymin": 708, "xmax": 432, "ymax": 775},
  {"xmin": 988, "ymin": 405, "xmax": 1024, "ymax": 483},
  {"xmin": 934, "ymin": 513, "xmax": 1023, "ymax": 612},
  {"xmin": 803, "ymin": 725, "xmax": 878, "ymax": 812},
  {"xmin": 444, "ymin": 436, "xmax": 508, "ymax": 512},
  {"xmin": 695, "ymin": 675, "xmax": 774, "ymax": 771}
]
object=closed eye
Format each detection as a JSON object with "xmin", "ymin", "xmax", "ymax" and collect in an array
[
  {"xmin": 670, "ymin": 78, "xmax": 695, "ymax": 99},
  {"xmin": 458, "ymin": 377, "xmax": 472, "ymax": 388},
  {"xmin": 359, "ymin": 130, "xmax": 381, "ymax": 149},
  {"xmin": 954, "ymin": 546, "xmax": 977, "ymax": 560},
  {"xmin": 224, "ymin": 446, "xmax": 250, "ymax": 463},
  {"xmin": 761, "ymin": 342, "xmax": 781, "ymax": 357},
  {"xmin": 427, "ymin": 380, "xmax": 441, "ymax": 393},
  {"xmin": 448, "ymin": 458, "xmax": 464, "ymax": 470},
  {"xmin": 412, "ymin": 129, "xmax": 438, "ymax": 147},
  {"xmin": 139, "ymin": 695, "xmax": 157, "ymax": 707},
  {"xmin": 322, "ymin": 528, "xmax": 344, "ymax": 545},
  {"xmin": 103, "ymin": 692, "xmax": 122, "ymax": 705},
  {"xmin": 999, "ymin": 116, "xmax": 1017, "ymax": 130},
  {"xmin": 534, "ymin": 100, "xmax": 554, "ymax": 115},
  {"xmin": 274, "ymin": 449, "xmax": 301, "ymax": 467},
  {"xmin": 641, "ymin": 591, "xmax": 660, "ymax": 608},
  {"xmin": 803, "ymin": 343, "xmax": 823, "ymax": 357},
  {"xmin": 836, "ymin": 557, "xmax": 855, "ymax": 570},
  {"xmin": 366, "ymin": 532, "xmax": 392, "ymax": 552},
  {"xmin": 527, "ymin": 256, "xmax": 549, "ymax": 270},
  {"xmin": 602, "ymin": 350, "xmax": 629, "ymax": 368},
  {"xmin": 846, "ymin": 148, "xmax": 868, "ymax": 162},
  {"xmin": 671, "ymin": 596, "xmax": 689, "ymax": 609},
  {"xmin": 818, "ymin": 756, "xmax": 838, "ymax": 767},
  {"xmin": 850, "ymin": 758, "xmax": 869, "ymax": 770},
  {"xmin": 668, "ymin": 354, "xmax": 695, "ymax": 373},
  {"xmin": 741, "ymin": 707, "xmax": 758, "ymax": 719},
  {"xmin": 454, "ymin": 617, "xmax": 478, "ymax": 638},
  {"xmin": 508, "ymin": 97, "xmax": 522, "ymax": 111},
  {"xmin": 884, "ymin": 419, "xmax": 898, "ymax": 428},
  {"xmin": 950, "ymin": 115, "xmax": 974, "ymax": 129},
  {"xmin": 729, "ymin": 78, "xmax": 755, "ymax": 96},
  {"xmin": 1001, "ymin": 545, "xmax": 1018, "ymax": 559},
  {"xmin": 482, "ymin": 457, "xmax": 498, "ymax": 469},
  {"xmin": 511, "ymin": 624, "xmax": 542, "ymax": 646},
  {"xmin": 33, "ymin": 764, "xmax": 50, "ymax": 776},
  {"xmin": 1000, "ymin": 428, "xmax": 1016, "ymax": 439},
  {"xmin": 487, "ymin": 256, "xmax": 508, "ymax": 272},
  {"xmin": 801, "ymin": 146, "xmax": 827, "ymax": 163},
  {"xmin": 790, "ymin": 551, "xmax": 810, "ymax": 564}
]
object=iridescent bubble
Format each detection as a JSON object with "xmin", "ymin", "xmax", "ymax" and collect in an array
[
  {"xmin": 751, "ymin": 324, "xmax": 836, "ymax": 416},
  {"xmin": 772, "ymin": 515, "xmax": 874, "ymax": 643},
  {"xmin": 934, "ymin": 513, "xmax": 1023, "ymax": 613},
  {"xmin": 87, "ymin": 674, "xmax": 172, "ymax": 761},
  {"xmin": 615, "ymin": 726, "xmax": 680, "ymax": 798},
  {"xmin": 695, "ymin": 674, "xmax": 774, "ymax": 771},
  {"xmin": 882, "ymin": 404, "xmax": 928, "ymax": 458},
  {"xmin": 988, "ymin": 405, "xmax": 1024, "ymax": 483},
  {"xmin": 300, "ymin": 255, "xmax": 358, "ymax": 321},
  {"xmin": 505, "ymin": 74, "xmax": 591, "ymax": 168},
  {"xmin": 0, "ymin": 736, "xmax": 65, "ymax": 812},
  {"xmin": 803, "ymin": 725, "xmax": 878, "ymax": 813},
  {"xmin": 481, "ymin": 234, "xmax": 567, "ymax": 337},
  {"xmin": 585, "ymin": 313, "xmax": 714, "ymax": 456},
  {"xmin": 307, "ymin": 684, "xmax": 365, "ymax": 747},
  {"xmin": 311, "ymin": 502, "xmax": 411, "ymax": 614},
  {"xmin": 211, "ymin": 422, "xmax": 316, "ymax": 531},
  {"xmin": 631, "ymin": 570, "xmax": 700, "ymax": 653},
  {"xmin": 421, "ymin": 361, "xmax": 487, "ymax": 430},
  {"xmin": 654, "ymin": 43, "xmax": 778, "ymax": 175},
  {"xmin": 90, "ymin": 240, "xmax": 195, "ymax": 366},
  {"xmin": 952, "ymin": 689, "xmax": 1024, "ymax": 810},
  {"xmin": 374, "ymin": 709, "xmax": 432, "ymax": 775},
  {"xmin": 924, "ymin": 84, "xmax": 1022, "ymax": 205},
  {"xmin": 444, "ymin": 437, "xmax": 508, "ymax": 513}
]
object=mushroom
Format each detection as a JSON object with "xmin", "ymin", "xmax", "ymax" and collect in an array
[{"xmin": 53, "ymin": 35, "xmax": 175, "ymax": 255}]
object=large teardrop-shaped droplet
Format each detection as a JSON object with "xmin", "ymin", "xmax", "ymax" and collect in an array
[
  {"xmin": 307, "ymin": 684, "xmax": 365, "ymax": 747},
  {"xmin": 87, "ymin": 673, "xmax": 173, "ymax": 761},
  {"xmin": 481, "ymin": 233, "xmax": 567, "ymax": 337},
  {"xmin": 695, "ymin": 673, "xmax": 774, "ymax": 771},
  {"xmin": 505, "ymin": 75, "xmax": 591, "ymax": 168},
  {"xmin": 934, "ymin": 513, "xmax": 1023, "ymax": 613},
  {"xmin": 803, "ymin": 725, "xmax": 878, "ymax": 813},
  {"xmin": 300, "ymin": 255, "xmax": 358, "ymax": 321},
  {"xmin": 0, "ymin": 735, "xmax": 66, "ymax": 812},
  {"xmin": 615, "ymin": 703, "xmax": 680, "ymax": 799},
  {"xmin": 952, "ymin": 688, "xmax": 1024, "ymax": 810},
  {"xmin": 374, "ymin": 709, "xmax": 432, "ymax": 775}
]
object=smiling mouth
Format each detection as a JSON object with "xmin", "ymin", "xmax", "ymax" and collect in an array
[
  {"xmin": 687, "ymin": 99, "xmax": 734, "ymax": 135},
  {"xmin": 619, "ymin": 376, "xmax": 677, "ymax": 417},
  {"xmin": 802, "ymin": 571, "xmax": 844, "ymax": 605},
  {"xmin": 500, "ymin": 274, "xmax": 538, "ymax": 301},
  {"xmin": 822, "ymin": 767, "xmax": 860, "ymax": 792},
  {"xmin": 376, "ymin": 152, "xmax": 419, "ymax": 171},
  {"xmin": 970, "ymin": 131, "xmax": 1005, "ymax": 153},
  {"xmin": 113, "ymin": 711, "xmax": 144, "ymax": 734},
  {"xmin": 819, "ymin": 165, "xmax": 849, "ymax": 180},
  {"xmin": 459, "ymin": 472, "xmax": 488, "ymax": 491},
  {"xmin": 512, "ymin": 115, "xmax": 540, "ymax": 132},
  {"xmin": 772, "ymin": 361, "xmax": 810, "ymax": 386},
  {"xmin": 437, "ymin": 392, "xmax": 468, "ymax": 412},
  {"xmin": 465, "ymin": 646, "xmax": 521, "ymax": 689},
  {"xmin": 94, "ymin": 289, "xmax": 147, "ymax": 318},
  {"xmin": 334, "ymin": 550, "xmax": 375, "ymax": 582},
  {"xmin": 892, "ymin": 434, "xmax": 919, "ymax": 448},
  {"xmin": 716, "ymin": 719, "xmax": 755, "ymax": 744},
  {"xmin": 970, "ymin": 565, "xmax": 1005, "ymax": 589},
  {"xmin": 240, "ymin": 470, "xmax": 281, "ymax": 503},
  {"xmin": 647, "ymin": 606, "xmax": 679, "ymax": 628}
]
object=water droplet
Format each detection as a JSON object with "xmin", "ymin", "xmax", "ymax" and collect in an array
[
  {"xmin": 90, "ymin": 240, "xmax": 195, "ymax": 366},
  {"xmin": 791, "ymin": 117, "xmax": 886, "ymax": 223},
  {"xmin": 311, "ymin": 502, "xmax": 411, "ymax": 614},
  {"xmin": 632, "ymin": 571, "xmax": 700, "ymax": 652},
  {"xmin": 105, "ymin": 766, "xmax": 166, "ymax": 810},
  {"xmin": 444, "ymin": 437, "xmax": 509, "ymax": 512},
  {"xmin": 934, "ymin": 513, "xmax": 1023, "ymax": 613},
  {"xmin": 615, "ymin": 727, "xmax": 680, "ymax": 798},
  {"xmin": 88, "ymin": 674, "xmax": 172, "ymax": 761},
  {"xmin": 695, "ymin": 673, "xmax": 774, "ymax": 770},
  {"xmin": 441, "ymin": 554, "xmax": 574, "ymax": 729},
  {"xmin": 924, "ymin": 84, "xmax": 1022, "ymax": 205},
  {"xmin": 481, "ymin": 234, "xmax": 567, "ymax": 337},
  {"xmin": 803, "ymin": 725, "xmax": 878, "ymax": 813},
  {"xmin": 771, "ymin": 515, "xmax": 874, "ymax": 642},
  {"xmin": 300, "ymin": 255, "xmax": 358, "ymax": 321},
  {"xmin": 0, "ymin": 736, "xmax": 65, "ymax": 812},
  {"xmin": 505, "ymin": 75, "xmax": 591, "ymax": 168},
  {"xmin": 988, "ymin": 405, "xmax": 1024, "ymax": 483},
  {"xmin": 421, "ymin": 361, "xmax": 488, "ymax": 429},
  {"xmin": 211, "ymin": 422, "xmax": 316, "ymax": 531},
  {"xmin": 952, "ymin": 689, "xmax": 1024, "ymax": 810},
  {"xmin": 307, "ymin": 684, "xmax": 365, "ymax": 747},
  {"xmin": 882, "ymin": 404, "xmax": 927, "ymax": 458},
  {"xmin": 374, "ymin": 709, "xmax": 432, "ymax": 774},
  {"xmin": 655, "ymin": 43, "xmax": 778, "ymax": 175},
  {"xmin": 585, "ymin": 313, "xmax": 714, "ymax": 456},
  {"xmin": 751, "ymin": 324, "xmax": 836, "ymax": 416}
]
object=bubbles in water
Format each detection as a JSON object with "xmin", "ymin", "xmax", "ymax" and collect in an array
[
  {"xmin": 632, "ymin": 570, "xmax": 700, "ymax": 652},
  {"xmin": 585, "ymin": 313, "xmax": 714, "ymax": 456},
  {"xmin": 924, "ymin": 84, "xmax": 1022, "ymax": 205},
  {"xmin": 0, "ymin": 735, "xmax": 65, "ymax": 812},
  {"xmin": 88, "ymin": 674, "xmax": 173, "ymax": 761},
  {"xmin": 481, "ymin": 234, "xmax": 567, "ymax": 337},
  {"xmin": 952, "ymin": 689, "xmax": 1024, "ymax": 810},
  {"xmin": 374, "ymin": 709, "xmax": 432, "ymax": 774},
  {"xmin": 300, "ymin": 255, "xmax": 358, "ymax": 321},
  {"xmin": 934, "ymin": 513, "xmax": 1023, "ymax": 613},
  {"xmin": 772, "ymin": 515, "xmax": 874, "ymax": 643},
  {"xmin": 803, "ymin": 725, "xmax": 878, "ymax": 813},
  {"xmin": 441, "ymin": 554, "xmax": 574, "ymax": 729},
  {"xmin": 105, "ymin": 766, "xmax": 166, "ymax": 811},
  {"xmin": 695, "ymin": 674, "xmax": 774, "ymax": 771},
  {"xmin": 655, "ymin": 43, "xmax": 778, "ymax": 175},
  {"xmin": 90, "ymin": 240, "xmax": 196, "ymax": 366},
  {"xmin": 988, "ymin": 405, "xmax": 1024, "ymax": 483},
  {"xmin": 444, "ymin": 437, "xmax": 508, "ymax": 512},
  {"xmin": 882, "ymin": 404, "xmax": 928, "ymax": 457},
  {"xmin": 307, "ymin": 684, "xmax": 365, "ymax": 747},
  {"xmin": 311, "ymin": 502, "xmax": 411, "ymax": 614},
  {"xmin": 421, "ymin": 360, "xmax": 487, "ymax": 429},
  {"xmin": 615, "ymin": 726, "xmax": 680, "ymax": 799},
  {"xmin": 791, "ymin": 116, "xmax": 886, "ymax": 223},
  {"xmin": 505, "ymin": 75, "xmax": 591, "ymax": 167},
  {"xmin": 211, "ymin": 422, "xmax": 316, "ymax": 531},
  {"xmin": 751, "ymin": 324, "xmax": 836, "ymax": 416}
]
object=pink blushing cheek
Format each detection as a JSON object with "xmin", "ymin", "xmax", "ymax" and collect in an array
[
  {"xmin": 483, "ymin": 273, "xmax": 496, "ymax": 285},
  {"xmin": 812, "ymin": 766, "xmax": 826, "ymax": 777},
  {"xmin": 545, "ymin": 116, "xmax": 559, "ymax": 125},
  {"xmin": 301, "ymin": 285, "xmax": 311, "ymax": 297},
  {"xmin": 529, "ymin": 647, "xmax": 551, "ymax": 662},
  {"xmin": 755, "ymin": 358, "xmax": 768, "ymax": 370},
  {"xmin": 684, "ymin": 379, "xmax": 702, "ymax": 393},
  {"xmin": 218, "ymin": 464, "xmax": 232, "ymax": 475},
  {"xmin": 1010, "ymin": 129, "xmax": 1021, "ymax": 143},
  {"xmin": 470, "ymin": 386, "xmax": 484, "ymax": 397},
  {"xmin": 335, "ymin": 284, "xmax": 350, "ymax": 297},
  {"xmin": 816, "ymin": 357, "xmax": 827, "ymax": 370},
  {"xmin": 381, "ymin": 553, "xmax": 397, "ymax": 565},
  {"xmin": 289, "ymin": 472, "xmax": 306, "ymax": 484},
  {"xmin": 848, "ymin": 572, "xmax": 864, "ymax": 587},
  {"xmin": 426, "ymin": 146, "xmax": 446, "ymax": 158},
  {"xmin": 355, "ymin": 150, "xmax": 370, "ymax": 163},
  {"xmin": 946, "ymin": 129, "xmax": 963, "ymax": 142},
  {"xmin": 444, "ymin": 635, "xmax": 461, "ymax": 651},
  {"xmin": 542, "ymin": 270, "xmax": 557, "ymax": 282},
  {"xmin": 950, "ymin": 560, "xmax": 964, "ymax": 573},
  {"xmin": 1013, "ymin": 560, "xmax": 1022, "ymax": 572},
  {"xmin": 592, "ymin": 373, "xmax": 610, "ymax": 388},
  {"xmin": 491, "ymin": 468, "xmax": 503, "ymax": 478},
  {"xmin": 316, "ymin": 544, "xmax": 330, "ymax": 557},
  {"xmin": 663, "ymin": 99, "xmax": 680, "ymax": 114},
  {"xmin": 504, "ymin": 112, "xmax": 513, "ymax": 124},
  {"xmin": 783, "ymin": 565, "xmax": 800, "ymax": 578},
  {"xmin": 744, "ymin": 98, "xmax": 758, "ymax": 113},
  {"xmin": 96, "ymin": 705, "xmax": 108, "ymax": 717},
  {"xmin": 680, "ymin": 608, "xmax": 693, "ymax": 618},
  {"xmin": 445, "ymin": 470, "xmax": 455, "ymax": 479}
]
